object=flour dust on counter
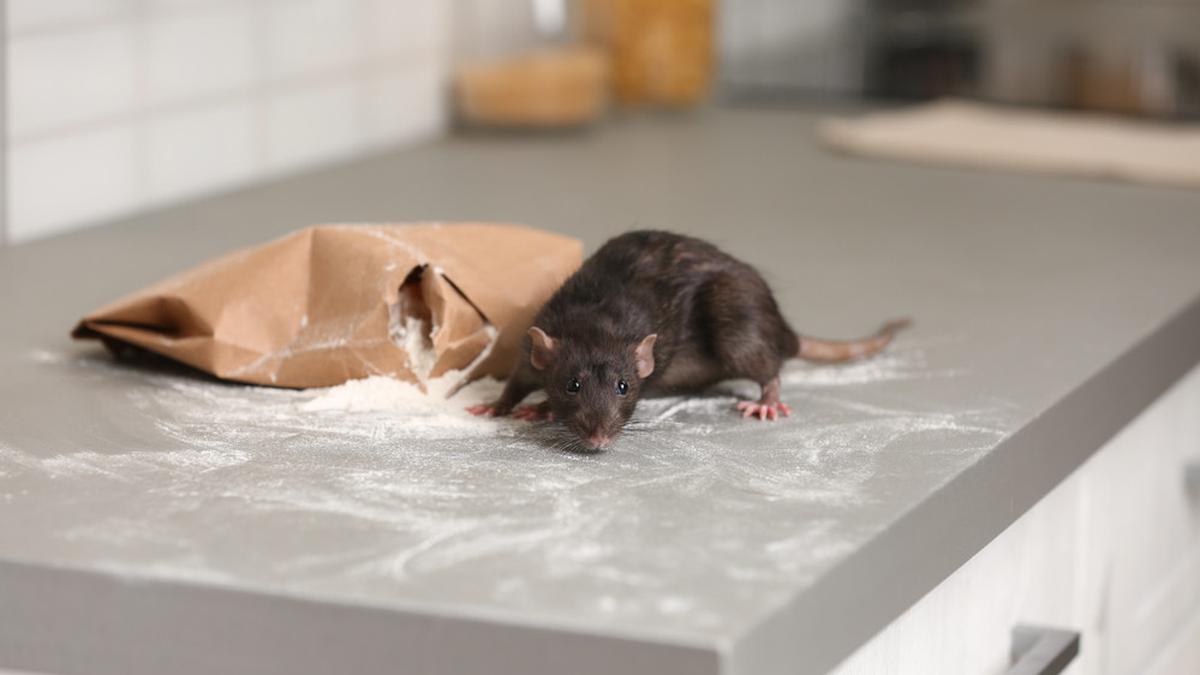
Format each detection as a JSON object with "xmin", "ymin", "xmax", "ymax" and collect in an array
[{"xmin": 0, "ymin": 339, "xmax": 1015, "ymax": 640}]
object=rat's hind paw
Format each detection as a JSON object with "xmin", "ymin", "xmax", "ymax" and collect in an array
[
  {"xmin": 466, "ymin": 404, "xmax": 499, "ymax": 417},
  {"xmin": 735, "ymin": 400, "xmax": 792, "ymax": 421},
  {"xmin": 513, "ymin": 404, "xmax": 554, "ymax": 422}
]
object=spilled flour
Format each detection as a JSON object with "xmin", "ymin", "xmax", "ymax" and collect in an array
[
  {"xmin": 2, "ymin": 338, "xmax": 1016, "ymax": 641},
  {"xmin": 299, "ymin": 373, "xmax": 510, "ymax": 436},
  {"xmin": 303, "ymin": 374, "xmax": 498, "ymax": 413}
]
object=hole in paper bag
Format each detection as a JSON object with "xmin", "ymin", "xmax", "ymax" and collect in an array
[{"xmin": 389, "ymin": 265, "xmax": 498, "ymax": 395}]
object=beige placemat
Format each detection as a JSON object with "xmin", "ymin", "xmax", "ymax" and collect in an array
[{"xmin": 820, "ymin": 100, "xmax": 1200, "ymax": 189}]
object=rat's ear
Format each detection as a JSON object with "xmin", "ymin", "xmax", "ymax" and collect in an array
[
  {"xmin": 634, "ymin": 334, "xmax": 657, "ymax": 379},
  {"xmin": 528, "ymin": 327, "xmax": 557, "ymax": 370}
]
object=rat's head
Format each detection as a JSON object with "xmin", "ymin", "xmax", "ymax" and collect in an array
[{"xmin": 528, "ymin": 326, "xmax": 657, "ymax": 450}]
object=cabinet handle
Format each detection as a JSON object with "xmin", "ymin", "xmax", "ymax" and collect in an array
[
  {"xmin": 1007, "ymin": 625, "xmax": 1079, "ymax": 675},
  {"xmin": 1186, "ymin": 462, "xmax": 1200, "ymax": 502}
]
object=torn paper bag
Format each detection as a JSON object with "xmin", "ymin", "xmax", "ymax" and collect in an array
[{"xmin": 72, "ymin": 223, "xmax": 583, "ymax": 390}]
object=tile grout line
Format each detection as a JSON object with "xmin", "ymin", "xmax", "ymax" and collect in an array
[
  {"xmin": 3, "ymin": 0, "xmax": 303, "ymax": 40},
  {"xmin": 8, "ymin": 48, "xmax": 444, "ymax": 147}
]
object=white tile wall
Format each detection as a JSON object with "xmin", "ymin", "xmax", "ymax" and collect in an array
[
  {"xmin": 9, "ymin": 21, "xmax": 140, "ymax": 138},
  {"xmin": 145, "ymin": 100, "xmax": 257, "ymax": 203},
  {"xmin": 3, "ymin": 0, "xmax": 452, "ymax": 244},
  {"xmin": 366, "ymin": 0, "xmax": 447, "ymax": 55},
  {"xmin": 264, "ymin": 0, "xmax": 364, "ymax": 82},
  {"xmin": 9, "ymin": 124, "xmax": 141, "ymax": 241},
  {"xmin": 363, "ymin": 62, "xmax": 444, "ymax": 147},
  {"xmin": 7, "ymin": 1, "xmax": 136, "ymax": 34},
  {"xmin": 265, "ymin": 79, "xmax": 362, "ymax": 171},
  {"xmin": 144, "ymin": 4, "xmax": 257, "ymax": 107}
]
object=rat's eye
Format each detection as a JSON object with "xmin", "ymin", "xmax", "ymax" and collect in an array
[
  {"xmin": 616, "ymin": 380, "xmax": 629, "ymax": 396},
  {"xmin": 566, "ymin": 378, "xmax": 581, "ymax": 394}
]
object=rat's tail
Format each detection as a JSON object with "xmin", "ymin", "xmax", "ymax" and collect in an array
[{"xmin": 794, "ymin": 319, "xmax": 912, "ymax": 363}]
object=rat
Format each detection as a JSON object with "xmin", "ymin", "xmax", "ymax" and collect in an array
[{"xmin": 467, "ymin": 230, "xmax": 910, "ymax": 450}]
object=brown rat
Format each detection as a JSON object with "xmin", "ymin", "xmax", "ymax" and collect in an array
[{"xmin": 468, "ymin": 230, "xmax": 909, "ymax": 450}]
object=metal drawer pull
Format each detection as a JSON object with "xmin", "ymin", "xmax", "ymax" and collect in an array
[
  {"xmin": 1007, "ymin": 625, "xmax": 1080, "ymax": 675},
  {"xmin": 1185, "ymin": 462, "xmax": 1200, "ymax": 502}
]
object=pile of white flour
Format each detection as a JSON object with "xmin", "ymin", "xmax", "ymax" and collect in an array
[{"xmin": 297, "ymin": 372, "xmax": 511, "ymax": 437}]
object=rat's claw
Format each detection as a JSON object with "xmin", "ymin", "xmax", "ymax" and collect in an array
[
  {"xmin": 466, "ymin": 404, "xmax": 497, "ymax": 417},
  {"xmin": 735, "ymin": 400, "xmax": 791, "ymax": 422}
]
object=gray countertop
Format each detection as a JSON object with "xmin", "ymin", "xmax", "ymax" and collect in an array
[{"xmin": 2, "ymin": 107, "xmax": 1200, "ymax": 675}]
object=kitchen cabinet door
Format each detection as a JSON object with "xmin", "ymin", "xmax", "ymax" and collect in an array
[
  {"xmin": 831, "ymin": 363, "xmax": 1200, "ymax": 675},
  {"xmin": 1143, "ymin": 607, "xmax": 1200, "ymax": 675},
  {"xmin": 1074, "ymin": 364, "xmax": 1200, "ymax": 675},
  {"xmin": 830, "ymin": 468, "xmax": 1090, "ymax": 675}
]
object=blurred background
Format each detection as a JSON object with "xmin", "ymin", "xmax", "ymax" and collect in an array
[
  {"xmin": 723, "ymin": 0, "xmax": 1200, "ymax": 114},
  {"xmin": 1, "ymin": 0, "xmax": 1197, "ymax": 245}
]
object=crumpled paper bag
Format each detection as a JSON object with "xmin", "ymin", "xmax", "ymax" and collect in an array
[{"xmin": 72, "ymin": 223, "xmax": 583, "ymax": 390}]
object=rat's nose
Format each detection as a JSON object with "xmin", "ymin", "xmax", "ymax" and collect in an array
[{"xmin": 586, "ymin": 431, "xmax": 612, "ymax": 449}]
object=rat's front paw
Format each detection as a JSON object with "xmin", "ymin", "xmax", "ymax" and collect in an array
[
  {"xmin": 466, "ymin": 404, "xmax": 500, "ymax": 417},
  {"xmin": 735, "ymin": 400, "xmax": 792, "ymax": 421},
  {"xmin": 513, "ymin": 404, "xmax": 554, "ymax": 422}
]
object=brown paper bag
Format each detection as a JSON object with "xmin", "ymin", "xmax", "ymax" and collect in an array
[{"xmin": 72, "ymin": 223, "xmax": 583, "ymax": 390}]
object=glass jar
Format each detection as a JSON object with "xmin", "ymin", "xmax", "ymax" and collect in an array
[
  {"xmin": 453, "ymin": 0, "xmax": 609, "ymax": 128},
  {"xmin": 583, "ymin": 0, "xmax": 715, "ymax": 107}
]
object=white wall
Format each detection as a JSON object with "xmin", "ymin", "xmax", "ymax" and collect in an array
[{"xmin": 3, "ymin": 0, "xmax": 452, "ymax": 244}]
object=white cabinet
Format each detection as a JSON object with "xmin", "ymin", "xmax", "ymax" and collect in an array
[
  {"xmin": 1144, "ymin": 608, "xmax": 1200, "ymax": 675},
  {"xmin": 832, "ymin": 364, "xmax": 1200, "ymax": 675},
  {"xmin": 1075, "ymin": 362, "xmax": 1200, "ymax": 674}
]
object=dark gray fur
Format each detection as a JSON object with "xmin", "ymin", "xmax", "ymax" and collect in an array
[
  {"xmin": 479, "ymin": 230, "xmax": 908, "ymax": 449},
  {"xmin": 483, "ymin": 231, "xmax": 804, "ymax": 442}
]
